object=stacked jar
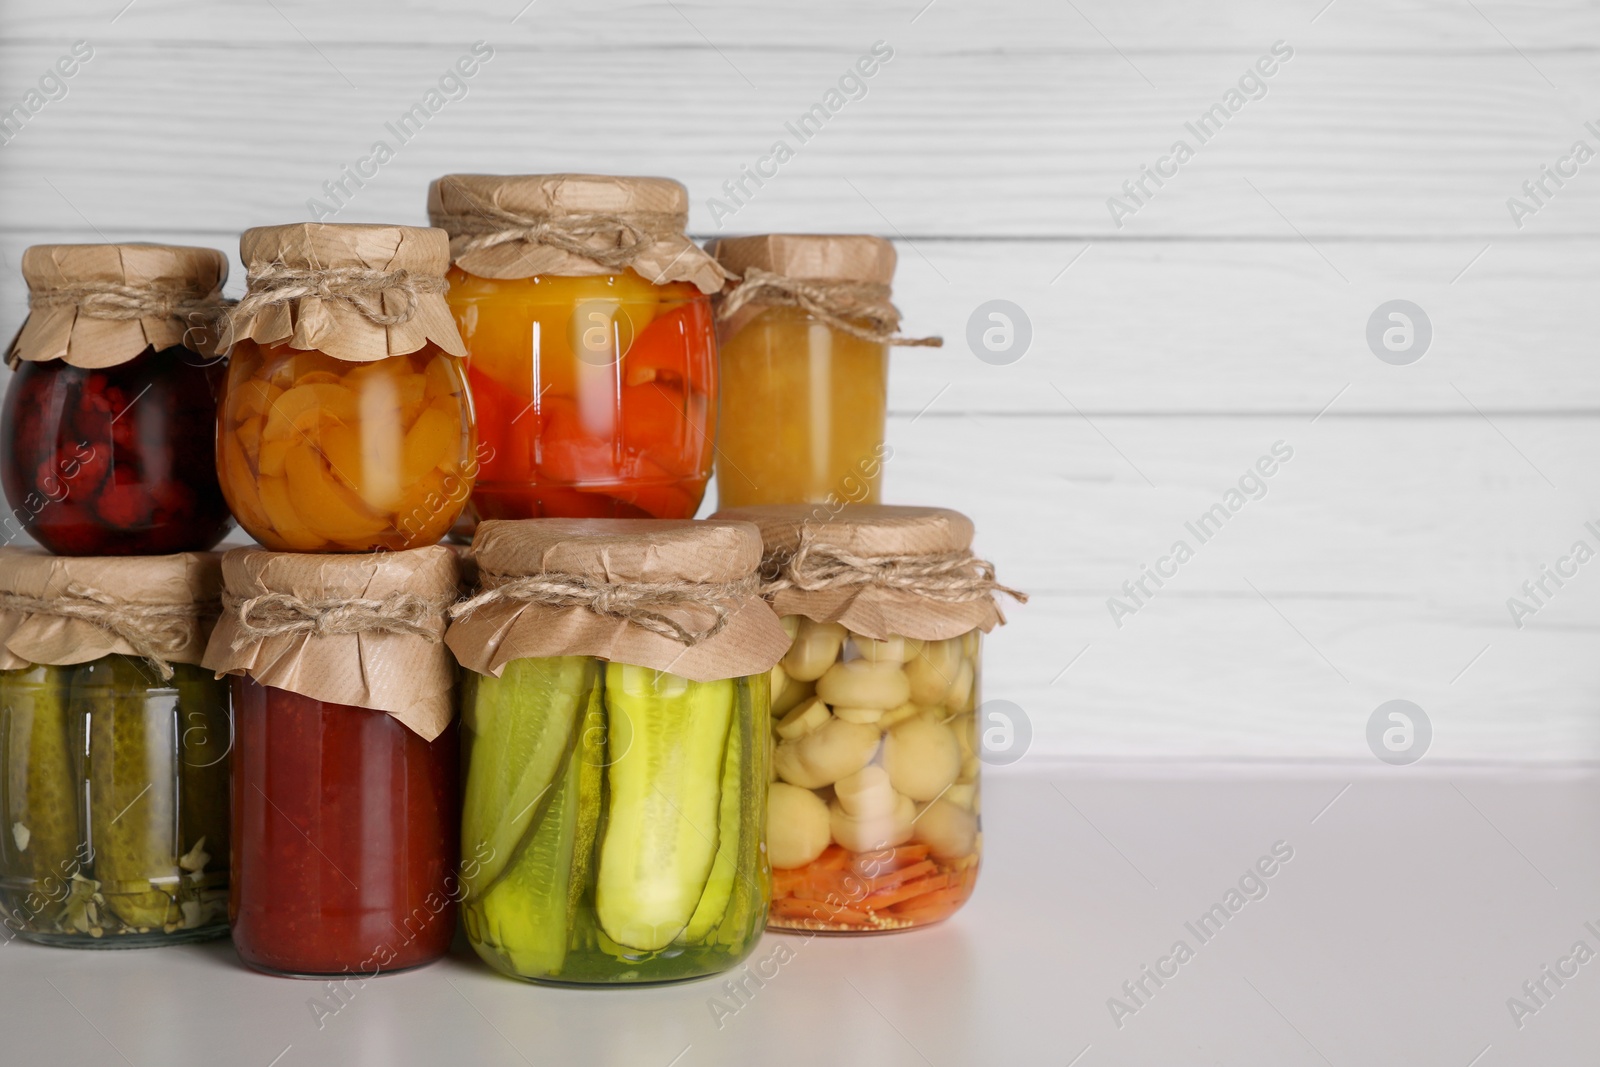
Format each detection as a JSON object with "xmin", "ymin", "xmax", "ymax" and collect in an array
[
  {"xmin": 707, "ymin": 234, "xmax": 938, "ymax": 509},
  {"xmin": 207, "ymin": 224, "xmax": 472, "ymax": 976},
  {"xmin": 445, "ymin": 518, "xmax": 789, "ymax": 984},
  {"xmin": 713, "ymin": 504, "xmax": 1023, "ymax": 933},
  {"xmin": 0, "ymin": 244, "xmax": 235, "ymax": 950},
  {"xmin": 427, "ymin": 174, "xmax": 730, "ymax": 527}
]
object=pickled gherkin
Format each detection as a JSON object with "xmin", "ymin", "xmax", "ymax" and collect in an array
[
  {"xmin": 460, "ymin": 656, "xmax": 770, "ymax": 984},
  {"xmin": 0, "ymin": 655, "xmax": 230, "ymax": 946}
]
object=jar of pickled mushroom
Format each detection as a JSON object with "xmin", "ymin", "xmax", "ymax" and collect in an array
[
  {"xmin": 2, "ymin": 243, "xmax": 234, "ymax": 555},
  {"xmin": 0, "ymin": 548, "xmax": 230, "ymax": 946},
  {"xmin": 428, "ymin": 174, "xmax": 729, "ymax": 526},
  {"xmin": 711, "ymin": 504, "xmax": 1025, "ymax": 933},
  {"xmin": 707, "ymin": 235, "xmax": 940, "ymax": 510},
  {"xmin": 216, "ymin": 224, "xmax": 476, "ymax": 552},
  {"xmin": 445, "ymin": 518, "xmax": 789, "ymax": 984},
  {"xmin": 203, "ymin": 545, "xmax": 462, "ymax": 977}
]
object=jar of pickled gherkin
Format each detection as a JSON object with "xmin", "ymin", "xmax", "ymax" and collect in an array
[
  {"xmin": 217, "ymin": 224, "xmax": 476, "ymax": 552},
  {"xmin": 707, "ymin": 235, "xmax": 939, "ymax": 510},
  {"xmin": 428, "ymin": 174, "xmax": 730, "ymax": 526},
  {"xmin": 711, "ymin": 504, "xmax": 1024, "ymax": 933},
  {"xmin": 0, "ymin": 548, "xmax": 230, "ymax": 947},
  {"xmin": 2, "ymin": 243, "xmax": 234, "ymax": 555},
  {"xmin": 445, "ymin": 518, "xmax": 790, "ymax": 984},
  {"xmin": 203, "ymin": 545, "xmax": 462, "ymax": 977}
]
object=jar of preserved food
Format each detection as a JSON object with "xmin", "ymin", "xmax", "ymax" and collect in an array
[
  {"xmin": 216, "ymin": 224, "xmax": 475, "ymax": 553},
  {"xmin": 203, "ymin": 545, "xmax": 463, "ymax": 977},
  {"xmin": 2, "ymin": 243, "xmax": 234, "ymax": 555},
  {"xmin": 445, "ymin": 518, "xmax": 789, "ymax": 984},
  {"xmin": 707, "ymin": 235, "xmax": 939, "ymax": 510},
  {"xmin": 711, "ymin": 504, "xmax": 1025, "ymax": 933},
  {"xmin": 428, "ymin": 174, "xmax": 730, "ymax": 526},
  {"xmin": 0, "ymin": 548, "xmax": 230, "ymax": 946}
]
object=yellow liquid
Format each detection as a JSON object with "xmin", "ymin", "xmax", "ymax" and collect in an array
[{"xmin": 715, "ymin": 307, "xmax": 888, "ymax": 508}]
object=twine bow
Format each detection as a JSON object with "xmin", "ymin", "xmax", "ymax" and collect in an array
[
  {"xmin": 760, "ymin": 538, "xmax": 1026, "ymax": 617},
  {"xmin": 227, "ymin": 264, "xmax": 445, "ymax": 330},
  {"xmin": 432, "ymin": 207, "xmax": 686, "ymax": 272},
  {"xmin": 0, "ymin": 584, "xmax": 214, "ymax": 680},
  {"xmin": 717, "ymin": 267, "xmax": 942, "ymax": 347},
  {"xmin": 451, "ymin": 571, "xmax": 757, "ymax": 646},
  {"xmin": 223, "ymin": 590, "xmax": 450, "ymax": 649}
]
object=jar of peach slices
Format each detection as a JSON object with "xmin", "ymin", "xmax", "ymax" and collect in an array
[{"xmin": 712, "ymin": 504, "xmax": 1024, "ymax": 933}]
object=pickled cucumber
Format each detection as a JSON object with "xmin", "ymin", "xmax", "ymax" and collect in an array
[
  {"xmin": 683, "ymin": 688, "xmax": 745, "ymax": 942},
  {"xmin": 461, "ymin": 656, "xmax": 594, "ymax": 899},
  {"xmin": 175, "ymin": 665, "xmax": 229, "ymax": 876},
  {"xmin": 476, "ymin": 728, "xmax": 585, "ymax": 977},
  {"xmin": 83, "ymin": 656, "xmax": 180, "ymax": 932},
  {"xmin": 1, "ymin": 665, "xmax": 81, "ymax": 894},
  {"xmin": 595, "ymin": 665, "xmax": 734, "ymax": 952}
]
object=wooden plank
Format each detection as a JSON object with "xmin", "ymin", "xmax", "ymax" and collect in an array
[
  {"xmin": 0, "ymin": 42, "xmax": 1595, "ymax": 238},
  {"xmin": 4, "ymin": 0, "xmax": 1598, "ymax": 50},
  {"xmin": 983, "ymin": 593, "xmax": 1599, "ymax": 762},
  {"xmin": 1, "ymin": 232, "xmax": 1594, "ymax": 413}
]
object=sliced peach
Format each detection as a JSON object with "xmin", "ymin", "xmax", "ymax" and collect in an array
[
  {"xmin": 258, "ymin": 437, "xmax": 292, "ymax": 478},
  {"xmin": 230, "ymin": 379, "xmax": 284, "ymax": 423},
  {"xmin": 284, "ymin": 446, "xmax": 390, "ymax": 544},
  {"xmin": 293, "ymin": 370, "xmax": 345, "ymax": 387},
  {"xmin": 401, "ymin": 401, "xmax": 464, "ymax": 484},
  {"xmin": 256, "ymin": 474, "xmax": 327, "ymax": 550},
  {"xmin": 423, "ymin": 354, "xmax": 463, "ymax": 400},
  {"xmin": 317, "ymin": 422, "xmax": 403, "ymax": 512},
  {"xmin": 220, "ymin": 432, "xmax": 272, "ymax": 534},
  {"xmin": 262, "ymin": 383, "xmax": 360, "ymax": 442},
  {"xmin": 236, "ymin": 415, "xmax": 264, "ymax": 456}
]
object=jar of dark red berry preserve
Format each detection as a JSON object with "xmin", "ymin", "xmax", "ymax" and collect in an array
[{"xmin": 2, "ymin": 244, "xmax": 234, "ymax": 555}]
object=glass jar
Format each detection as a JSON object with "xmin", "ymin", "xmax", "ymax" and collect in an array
[
  {"xmin": 709, "ymin": 235, "xmax": 905, "ymax": 509},
  {"xmin": 230, "ymin": 679, "xmax": 459, "ymax": 977},
  {"xmin": 765, "ymin": 624, "xmax": 981, "ymax": 932},
  {"xmin": 0, "ymin": 656, "xmax": 231, "ymax": 946},
  {"xmin": 445, "ymin": 272, "xmax": 716, "ymax": 521},
  {"xmin": 3, "ymin": 242, "xmax": 234, "ymax": 555},
  {"xmin": 429, "ymin": 174, "xmax": 728, "ymax": 524},
  {"xmin": 459, "ymin": 657, "xmax": 768, "ymax": 984},
  {"xmin": 218, "ymin": 341, "xmax": 474, "ymax": 552}
]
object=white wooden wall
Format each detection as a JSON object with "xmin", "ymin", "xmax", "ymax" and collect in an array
[{"xmin": 1, "ymin": 0, "xmax": 1596, "ymax": 764}]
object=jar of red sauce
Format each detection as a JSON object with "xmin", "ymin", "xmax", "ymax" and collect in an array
[
  {"xmin": 2, "ymin": 244, "xmax": 234, "ymax": 555},
  {"xmin": 203, "ymin": 545, "xmax": 463, "ymax": 978},
  {"xmin": 427, "ymin": 174, "xmax": 730, "ymax": 528}
]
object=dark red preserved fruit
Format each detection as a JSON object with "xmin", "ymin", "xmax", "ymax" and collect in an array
[
  {"xmin": 229, "ymin": 679, "xmax": 459, "ymax": 978},
  {"xmin": 1, "ymin": 345, "xmax": 233, "ymax": 554}
]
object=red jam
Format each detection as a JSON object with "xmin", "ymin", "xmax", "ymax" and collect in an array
[
  {"xmin": 0, "ymin": 345, "xmax": 232, "ymax": 554},
  {"xmin": 229, "ymin": 679, "xmax": 459, "ymax": 977}
]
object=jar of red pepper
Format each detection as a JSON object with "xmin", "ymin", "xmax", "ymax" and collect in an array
[
  {"xmin": 427, "ymin": 174, "xmax": 731, "ymax": 528},
  {"xmin": 202, "ymin": 545, "xmax": 463, "ymax": 978},
  {"xmin": 2, "ymin": 244, "xmax": 234, "ymax": 555}
]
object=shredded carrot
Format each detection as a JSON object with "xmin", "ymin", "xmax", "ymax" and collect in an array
[
  {"xmin": 889, "ymin": 885, "xmax": 969, "ymax": 920},
  {"xmin": 861, "ymin": 859, "xmax": 938, "ymax": 896},
  {"xmin": 863, "ymin": 872, "xmax": 952, "ymax": 910},
  {"xmin": 851, "ymin": 843, "xmax": 929, "ymax": 876},
  {"xmin": 812, "ymin": 845, "xmax": 850, "ymax": 871},
  {"xmin": 772, "ymin": 897, "xmax": 871, "ymax": 924}
]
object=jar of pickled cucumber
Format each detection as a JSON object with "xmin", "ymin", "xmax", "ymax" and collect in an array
[
  {"xmin": 203, "ymin": 545, "xmax": 462, "ymax": 977},
  {"xmin": 428, "ymin": 174, "xmax": 730, "ymax": 526},
  {"xmin": 2, "ymin": 243, "xmax": 234, "ymax": 555},
  {"xmin": 216, "ymin": 224, "xmax": 475, "ymax": 552},
  {"xmin": 0, "ymin": 548, "xmax": 230, "ymax": 947},
  {"xmin": 711, "ymin": 504, "xmax": 1024, "ymax": 933},
  {"xmin": 707, "ymin": 235, "xmax": 939, "ymax": 510},
  {"xmin": 445, "ymin": 518, "xmax": 790, "ymax": 984}
]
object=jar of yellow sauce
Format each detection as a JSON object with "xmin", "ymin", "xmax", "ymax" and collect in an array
[{"xmin": 708, "ymin": 235, "xmax": 936, "ymax": 510}]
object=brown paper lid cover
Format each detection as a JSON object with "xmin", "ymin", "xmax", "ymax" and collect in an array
[
  {"xmin": 709, "ymin": 504, "xmax": 1002, "ymax": 642},
  {"xmin": 11, "ymin": 244, "xmax": 229, "ymax": 368},
  {"xmin": 225, "ymin": 223, "xmax": 465, "ymax": 363},
  {"xmin": 447, "ymin": 518, "xmax": 789, "ymax": 682},
  {"xmin": 0, "ymin": 547, "xmax": 222, "ymax": 669},
  {"xmin": 707, "ymin": 234, "xmax": 897, "ymax": 285},
  {"xmin": 427, "ymin": 174, "xmax": 728, "ymax": 292},
  {"xmin": 202, "ymin": 545, "xmax": 461, "ymax": 740}
]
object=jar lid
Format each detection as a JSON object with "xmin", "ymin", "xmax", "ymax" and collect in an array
[
  {"xmin": 202, "ymin": 545, "xmax": 462, "ymax": 739},
  {"xmin": 446, "ymin": 518, "xmax": 790, "ymax": 683},
  {"xmin": 709, "ymin": 504, "xmax": 1022, "ymax": 642},
  {"xmin": 0, "ymin": 546, "xmax": 222, "ymax": 672},
  {"xmin": 707, "ymin": 234, "xmax": 897, "ymax": 285},
  {"xmin": 427, "ymin": 173, "xmax": 730, "ymax": 292},
  {"xmin": 222, "ymin": 223, "xmax": 465, "ymax": 363},
  {"xmin": 9, "ymin": 243, "xmax": 229, "ymax": 369}
]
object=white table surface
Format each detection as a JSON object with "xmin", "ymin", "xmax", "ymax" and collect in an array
[{"xmin": 4, "ymin": 762, "xmax": 1596, "ymax": 1067}]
